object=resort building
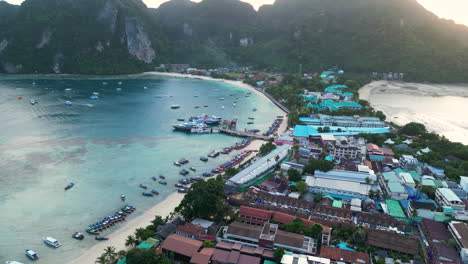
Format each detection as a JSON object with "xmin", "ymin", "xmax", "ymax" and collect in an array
[
  {"xmin": 406, "ymin": 200, "xmax": 437, "ymax": 219},
  {"xmin": 222, "ymin": 222, "xmax": 318, "ymax": 255},
  {"xmin": 293, "ymin": 125, "xmax": 389, "ymax": 138},
  {"xmin": 435, "ymin": 188, "xmax": 465, "ymax": 211},
  {"xmin": 299, "ymin": 115, "xmax": 385, "ymax": 128},
  {"xmin": 380, "ymin": 171, "xmax": 408, "ymax": 200},
  {"xmin": 226, "ymin": 144, "xmax": 292, "ymax": 187},
  {"xmin": 398, "ymin": 172, "xmax": 416, "ymax": 188},
  {"xmin": 448, "ymin": 221, "xmax": 468, "ymax": 263}
]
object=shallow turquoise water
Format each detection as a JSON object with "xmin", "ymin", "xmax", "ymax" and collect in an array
[{"xmin": 0, "ymin": 75, "xmax": 283, "ymax": 263}]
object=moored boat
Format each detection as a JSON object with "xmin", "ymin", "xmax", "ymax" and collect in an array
[
  {"xmin": 174, "ymin": 161, "xmax": 181, "ymax": 166},
  {"xmin": 159, "ymin": 175, "xmax": 166, "ymax": 179},
  {"xmin": 170, "ymin": 105, "xmax": 180, "ymax": 109},
  {"xmin": 208, "ymin": 150, "xmax": 220, "ymax": 158},
  {"xmin": 64, "ymin": 182, "xmax": 74, "ymax": 190},
  {"xmin": 158, "ymin": 180, "xmax": 167, "ymax": 185},
  {"xmin": 95, "ymin": 236, "xmax": 109, "ymax": 241},
  {"xmin": 30, "ymin": 99, "xmax": 37, "ymax": 105},
  {"xmin": 142, "ymin": 192, "xmax": 153, "ymax": 197},
  {"xmin": 151, "ymin": 189, "xmax": 160, "ymax": 195},
  {"xmin": 203, "ymin": 172, "xmax": 212, "ymax": 177},
  {"xmin": 200, "ymin": 157, "xmax": 208, "ymax": 162},
  {"xmin": 139, "ymin": 184, "xmax": 148, "ymax": 189},
  {"xmin": 179, "ymin": 169, "xmax": 189, "ymax": 176},
  {"xmin": 65, "ymin": 101, "xmax": 72, "ymax": 106},
  {"xmin": 5, "ymin": 261, "xmax": 25, "ymax": 264},
  {"xmin": 190, "ymin": 167, "xmax": 196, "ymax": 171},
  {"xmin": 25, "ymin": 250, "xmax": 39, "ymax": 261},
  {"xmin": 178, "ymin": 188, "xmax": 189, "ymax": 193},
  {"xmin": 152, "ymin": 176, "xmax": 157, "ymax": 181},
  {"xmin": 178, "ymin": 158, "xmax": 189, "ymax": 165},
  {"xmin": 42, "ymin": 237, "xmax": 61, "ymax": 248},
  {"xmin": 72, "ymin": 232, "xmax": 84, "ymax": 240}
]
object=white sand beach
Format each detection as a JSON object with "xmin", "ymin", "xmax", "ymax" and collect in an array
[
  {"xmin": 360, "ymin": 80, "xmax": 468, "ymax": 144},
  {"xmin": 69, "ymin": 72, "xmax": 289, "ymax": 263}
]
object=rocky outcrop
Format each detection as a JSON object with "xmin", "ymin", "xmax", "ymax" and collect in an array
[
  {"xmin": 36, "ymin": 27, "xmax": 54, "ymax": 49},
  {"xmin": 125, "ymin": 17, "xmax": 156, "ymax": 64},
  {"xmin": 98, "ymin": 0, "xmax": 119, "ymax": 34},
  {"xmin": 0, "ymin": 39, "xmax": 7, "ymax": 53},
  {"xmin": 52, "ymin": 53, "xmax": 64, "ymax": 73},
  {"xmin": 2, "ymin": 62, "xmax": 22, "ymax": 73}
]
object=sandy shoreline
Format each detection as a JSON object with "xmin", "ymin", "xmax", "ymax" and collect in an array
[
  {"xmin": 360, "ymin": 80, "xmax": 468, "ymax": 144},
  {"xmin": 69, "ymin": 72, "xmax": 288, "ymax": 263}
]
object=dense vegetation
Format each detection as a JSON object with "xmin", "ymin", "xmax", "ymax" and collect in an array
[
  {"xmin": 2, "ymin": 0, "xmax": 468, "ymax": 81},
  {"xmin": 175, "ymin": 177, "xmax": 229, "ymax": 221}
]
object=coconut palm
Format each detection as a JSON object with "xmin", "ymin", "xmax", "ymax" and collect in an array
[
  {"xmin": 95, "ymin": 255, "xmax": 108, "ymax": 264},
  {"xmin": 104, "ymin": 246, "xmax": 117, "ymax": 263},
  {"xmin": 125, "ymin": 235, "xmax": 138, "ymax": 248}
]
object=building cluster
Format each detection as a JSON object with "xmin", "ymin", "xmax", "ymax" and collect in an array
[{"xmin": 301, "ymin": 85, "xmax": 362, "ymax": 112}]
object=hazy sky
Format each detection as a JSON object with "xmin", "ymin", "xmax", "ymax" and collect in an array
[{"xmin": 3, "ymin": 0, "xmax": 468, "ymax": 26}]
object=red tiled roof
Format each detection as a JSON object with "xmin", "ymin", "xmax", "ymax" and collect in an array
[
  {"xmin": 366, "ymin": 143, "xmax": 379, "ymax": 152},
  {"xmin": 190, "ymin": 248, "xmax": 215, "ymax": 264},
  {"xmin": 239, "ymin": 206, "xmax": 273, "ymax": 220},
  {"xmin": 272, "ymin": 211, "xmax": 296, "ymax": 224},
  {"xmin": 382, "ymin": 148, "xmax": 394, "ymax": 156},
  {"xmin": 176, "ymin": 222, "xmax": 205, "ymax": 237},
  {"xmin": 161, "ymin": 234, "xmax": 202, "ymax": 257},
  {"xmin": 320, "ymin": 246, "xmax": 369, "ymax": 264}
]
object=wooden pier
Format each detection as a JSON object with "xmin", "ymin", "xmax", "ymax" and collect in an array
[{"xmin": 217, "ymin": 128, "xmax": 273, "ymax": 141}]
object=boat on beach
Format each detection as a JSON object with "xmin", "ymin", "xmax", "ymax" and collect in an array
[
  {"xmin": 64, "ymin": 182, "xmax": 74, "ymax": 190},
  {"xmin": 178, "ymin": 188, "xmax": 189, "ymax": 193},
  {"xmin": 25, "ymin": 250, "xmax": 39, "ymax": 261},
  {"xmin": 95, "ymin": 236, "xmax": 109, "ymax": 241}
]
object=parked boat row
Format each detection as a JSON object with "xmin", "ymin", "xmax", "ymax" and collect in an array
[
  {"xmin": 263, "ymin": 117, "xmax": 283, "ymax": 136},
  {"xmin": 208, "ymin": 150, "xmax": 251, "ymax": 175},
  {"xmin": 85, "ymin": 205, "xmax": 135, "ymax": 235}
]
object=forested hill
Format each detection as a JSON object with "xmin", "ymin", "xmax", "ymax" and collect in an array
[
  {"xmin": 0, "ymin": 0, "xmax": 168, "ymax": 74},
  {"xmin": 1, "ymin": 0, "xmax": 468, "ymax": 82}
]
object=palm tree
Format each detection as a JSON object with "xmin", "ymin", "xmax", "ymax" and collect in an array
[
  {"xmin": 374, "ymin": 190, "xmax": 381, "ymax": 200},
  {"xmin": 368, "ymin": 190, "xmax": 375, "ymax": 199},
  {"xmin": 365, "ymin": 177, "xmax": 371, "ymax": 185},
  {"xmin": 104, "ymin": 246, "xmax": 117, "ymax": 263},
  {"xmin": 95, "ymin": 255, "xmax": 108, "ymax": 264},
  {"xmin": 125, "ymin": 235, "xmax": 138, "ymax": 248}
]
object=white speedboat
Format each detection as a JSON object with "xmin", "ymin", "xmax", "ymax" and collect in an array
[
  {"xmin": 171, "ymin": 105, "xmax": 180, "ymax": 109},
  {"xmin": 6, "ymin": 261, "xmax": 25, "ymax": 264},
  {"xmin": 25, "ymin": 249, "xmax": 38, "ymax": 260},
  {"xmin": 42, "ymin": 237, "xmax": 61, "ymax": 248}
]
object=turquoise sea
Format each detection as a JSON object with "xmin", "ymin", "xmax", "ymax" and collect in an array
[{"xmin": 0, "ymin": 74, "xmax": 283, "ymax": 263}]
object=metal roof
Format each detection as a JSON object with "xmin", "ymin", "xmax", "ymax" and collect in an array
[{"xmin": 437, "ymin": 188, "xmax": 462, "ymax": 202}]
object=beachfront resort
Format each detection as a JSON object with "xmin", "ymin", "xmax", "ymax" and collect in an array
[{"xmin": 67, "ymin": 67, "xmax": 468, "ymax": 264}]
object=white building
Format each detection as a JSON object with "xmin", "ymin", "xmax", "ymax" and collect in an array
[
  {"xmin": 448, "ymin": 221, "xmax": 468, "ymax": 263},
  {"xmin": 399, "ymin": 172, "xmax": 416, "ymax": 188},
  {"xmin": 281, "ymin": 253, "xmax": 331, "ymax": 264},
  {"xmin": 399, "ymin": 155, "xmax": 418, "ymax": 170},
  {"xmin": 460, "ymin": 176, "xmax": 468, "ymax": 193},
  {"xmin": 435, "ymin": 188, "xmax": 465, "ymax": 211},
  {"xmin": 226, "ymin": 144, "xmax": 292, "ymax": 186},
  {"xmin": 305, "ymin": 176, "xmax": 373, "ymax": 200},
  {"xmin": 330, "ymin": 136, "xmax": 366, "ymax": 159}
]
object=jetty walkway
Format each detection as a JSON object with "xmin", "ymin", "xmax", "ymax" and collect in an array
[{"xmin": 217, "ymin": 128, "xmax": 273, "ymax": 141}]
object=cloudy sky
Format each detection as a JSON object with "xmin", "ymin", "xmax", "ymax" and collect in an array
[{"xmin": 3, "ymin": 0, "xmax": 468, "ymax": 26}]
